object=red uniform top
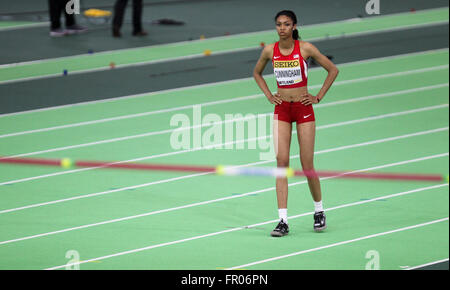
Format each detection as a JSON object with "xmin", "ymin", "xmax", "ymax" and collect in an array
[{"xmin": 272, "ymin": 40, "xmax": 308, "ymax": 89}]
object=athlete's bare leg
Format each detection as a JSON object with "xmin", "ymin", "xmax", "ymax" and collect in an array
[
  {"xmin": 274, "ymin": 119, "xmax": 292, "ymax": 209},
  {"xmin": 296, "ymin": 121, "xmax": 322, "ymax": 202}
]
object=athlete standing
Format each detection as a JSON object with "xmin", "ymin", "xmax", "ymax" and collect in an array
[{"xmin": 253, "ymin": 10, "xmax": 339, "ymax": 236}]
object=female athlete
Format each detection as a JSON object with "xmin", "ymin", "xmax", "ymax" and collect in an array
[{"xmin": 253, "ymin": 10, "xmax": 339, "ymax": 237}]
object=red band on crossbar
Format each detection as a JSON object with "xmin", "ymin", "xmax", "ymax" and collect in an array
[{"xmin": 294, "ymin": 169, "xmax": 444, "ymax": 182}]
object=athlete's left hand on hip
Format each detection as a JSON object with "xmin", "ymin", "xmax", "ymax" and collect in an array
[{"xmin": 300, "ymin": 93, "xmax": 319, "ymax": 106}]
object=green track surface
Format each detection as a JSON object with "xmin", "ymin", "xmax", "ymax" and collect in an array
[
  {"xmin": 0, "ymin": 49, "xmax": 448, "ymax": 270},
  {"xmin": 0, "ymin": 7, "xmax": 448, "ymax": 83},
  {"xmin": 0, "ymin": 21, "xmax": 37, "ymax": 29}
]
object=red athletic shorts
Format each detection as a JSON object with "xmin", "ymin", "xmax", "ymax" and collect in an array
[{"xmin": 274, "ymin": 101, "xmax": 315, "ymax": 124}]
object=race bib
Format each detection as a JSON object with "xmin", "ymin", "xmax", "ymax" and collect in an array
[{"xmin": 273, "ymin": 59, "xmax": 303, "ymax": 86}]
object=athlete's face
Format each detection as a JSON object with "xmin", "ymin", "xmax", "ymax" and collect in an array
[{"xmin": 275, "ymin": 15, "xmax": 296, "ymax": 39}]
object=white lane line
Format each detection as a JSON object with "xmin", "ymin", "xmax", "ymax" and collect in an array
[
  {"xmin": 0, "ymin": 48, "xmax": 447, "ymax": 118},
  {"xmin": 404, "ymin": 258, "xmax": 449, "ymax": 270},
  {"xmin": 0, "ymin": 93, "xmax": 262, "ymax": 139},
  {"xmin": 44, "ymin": 184, "xmax": 449, "ymax": 270},
  {"xmin": 2, "ymin": 103, "xmax": 447, "ymax": 160},
  {"xmin": 0, "ymin": 152, "xmax": 447, "ymax": 245},
  {"xmin": 0, "ymin": 126, "xmax": 447, "ymax": 213},
  {"xmin": 226, "ymin": 217, "xmax": 449, "ymax": 270},
  {"xmin": 0, "ymin": 81, "xmax": 447, "ymax": 139},
  {"xmin": 318, "ymin": 104, "xmax": 448, "ymax": 130}
]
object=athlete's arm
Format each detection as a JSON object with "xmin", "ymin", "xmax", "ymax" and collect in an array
[
  {"xmin": 253, "ymin": 44, "xmax": 282, "ymax": 105},
  {"xmin": 300, "ymin": 41, "xmax": 339, "ymax": 105}
]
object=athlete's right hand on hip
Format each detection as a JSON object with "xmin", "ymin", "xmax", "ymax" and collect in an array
[{"xmin": 268, "ymin": 93, "xmax": 283, "ymax": 105}]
